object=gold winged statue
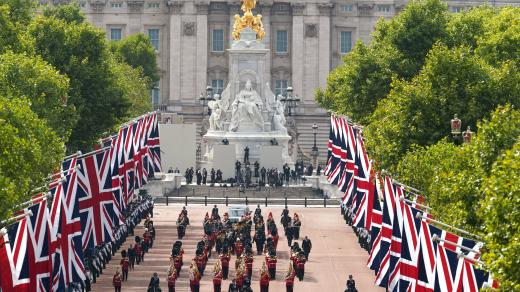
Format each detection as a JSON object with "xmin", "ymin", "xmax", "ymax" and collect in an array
[{"xmin": 232, "ymin": 0, "xmax": 265, "ymax": 40}]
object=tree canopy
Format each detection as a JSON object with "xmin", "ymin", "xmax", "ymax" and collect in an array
[
  {"xmin": 111, "ymin": 33, "xmax": 159, "ymax": 89},
  {"xmin": 317, "ymin": 0, "xmax": 520, "ymax": 287},
  {"xmin": 0, "ymin": 2, "xmax": 152, "ymax": 220}
]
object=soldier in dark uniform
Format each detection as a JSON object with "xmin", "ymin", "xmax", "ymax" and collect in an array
[
  {"xmin": 302, "ymin": 236, "xmax": 312, "ymax": 260},
  {"xmin": 211, "ymin": 168, "xmax": 216, "ymax": 184},
  {"xmin": 254, "ymin": 161, "xmax": 260, "ymax": 177},
  {"xmin": 345, "ymin": 275, "xmax": 357, "ymax": 292},
  {"xmin": 316, "ymin": 164, "xmax": 322, "ymax": 176},
  {"xmin": 260, "ymin": 167, "xmax": 267, "ymax": 184},
  {"xmin": 244, "ymin": 146, "xmax": 249, "ymax": 163},
  {"xmin": 202, "ymin": 168, "xmax": 208, "ymax": 185}
]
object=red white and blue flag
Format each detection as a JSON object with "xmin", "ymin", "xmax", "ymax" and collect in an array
[
  {"xmin": 77, "ymin": 149, "xmax": 117, "ymax": 249},
  {"xmin": 0, "ymin": 215, "xmax": 30, "ymax": 292}
]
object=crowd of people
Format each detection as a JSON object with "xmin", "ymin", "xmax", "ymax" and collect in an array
[
  {"xmin": 171, "ymin": 159, "xmax": 323, "ymax": 189},
  {"xmin": 138, "ymin": 205, "xmax": 312, "ymax": 292},
  {"xmin": 74, "ymin": 195, "xmax": 155, "ymax": 291}
]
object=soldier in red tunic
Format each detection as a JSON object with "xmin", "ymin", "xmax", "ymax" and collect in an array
[
  {"xmin": 271, "ymin": 228, "xmax": 280, "ymax": 251},
  {"xmin": 266, "ymin": 251, "xmax": 277, "ymax": 279},
  {"xmin": 259, "ymin": 262, "xmax": 270, "ymax": 292},
  {"xmin": 220, "ymin": 247, "xmax": 231, "ymax": 279},
  {"xmin": 189, "ymin": 260, "xmax": 201, "ymax": 292},
  {"xmin": 296, "ymin": 251, "xmax": 307, "ymax": 281},
  {"xmin": 112, "ymin": 269, "xmax": 122, "ymax": 292},
  {"xmin": 284, "ymin": 263, "xmax": 296, "ymax": 292},
  {"xmin": 167, "ymin": 265, "xmax": 177, "ymax": 292},
  {"xmin": 235, "ymin": 238, "xmax": 244, "ymax": 257},
  {"xmin": 120, "ymin": 252, "xmax": 129, "ymax": 281},
  {"xmin": 235, "ymin": 262, "xmax": 246, "ymax": 291},
  {"xmin": 244, "ymin": 250, "xmax": 254, "ymax": 280},
  {"xmin": 213, "ymin": 261, "xmax": 223, "ymax": 292}
]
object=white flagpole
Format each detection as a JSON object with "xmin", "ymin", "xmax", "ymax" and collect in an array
[
  {"xmin": 400, "ymin": 196, "xmax": 431, "ymax": 210},
  {"xmin": 0, "ymin": 210, "xmax": 33, "ymax": 227},
  {"xmin": 432, "ymin": 234, "xmax": 482, "ymax": 253},
  {"xmin": 416, "ymin": 213, "xmax": 482, "ymax": 240}
]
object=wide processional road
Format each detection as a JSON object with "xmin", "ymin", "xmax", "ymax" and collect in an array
[{"xmin": 92, "ymin": 205, "xmax": 383, "ymax": 291}]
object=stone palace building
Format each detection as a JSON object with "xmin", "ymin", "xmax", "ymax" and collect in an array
[{"xmin": 78, "ymin": 0, "xmax": 518, "ymax": 163}]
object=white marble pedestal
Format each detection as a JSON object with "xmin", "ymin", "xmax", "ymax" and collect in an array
[{"xmin": 202, "ymin": 130, "xmax": 293, "ymax": 168}]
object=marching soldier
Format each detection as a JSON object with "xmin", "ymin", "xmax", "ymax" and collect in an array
[
  {"xmin": 220, "ymin": 247, "xmax": 231, "ymax": 279},
  {"xmin": 244, "ymin": 250, "xmax": 254, "ymax": 280},
  {"xmin": 292, "ymin": 213, "xmax": 301, "ymax": 239},
  {"xmin": 259, "ymin": 262, "xmax": 270, "ymax": 292},
  {"xmin": 112, "ymin": 269, "xmax": 122, "ymax": 292},
  {"xmin": 266, "ymin": 250, "xmax": 277, "ymax": 280},
  {"xmin": 120, "ymin": 250, "xmax": 129, "ymax": 281},
  {"xmin": 213, "ymin": 261, "xmax": 223, "ymax": 292},
  {"xmin": 189, "ymin": 260, "xmax": 201, "ymax": 292},
  {"xmin": 284, "ymin": 263, "xmax": 296, "ymax": 292},
  {"xmin": 302, "ymin": 236, "xmax": 312, "ymax": 260},
  {"xmin": 167, "ymin": 266, "xmax": 177, "ymax": 292},
  {"xmin": 296, "ymin": 251, "xmax": 307, "ymax": 281}
]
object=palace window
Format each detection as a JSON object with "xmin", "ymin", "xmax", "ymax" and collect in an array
[
  {"xmin": 212, "ymin": 29, "xmax": 224, "ymax": 52},
  {"xmin": 111, "ymin": 2, "xmax": 122, "ymax": 8},
  {"xmin": 110, "ymin": 28, "xmax": 122, "ymax": 41},
  {"xmin": 148, "ymin": 29, "xmax": 160, "ymax": 51},
  {"xmin": 340, "ymin": 4, "xmax": 353, "ymax": 12},
  {"xmin": 151, "ymin": 82, "xmax": 160, "ymax": 105},
  {"xmin": 450, "ymin": 6, "xmax": 463, "ymax": 13},
  {"xmin": 275, "ymin": 80, "xmax": 288, "ymax": 97},
  {"xmin": 377, "ymin": 5, "xmax": 391, "ymax": 13},
  {"xmin": 276, "ymin": 30, "xmax": 288, "ymax": 53},
  {"xmin": 147, "ymin": 2, "xmax": 159, "ymax": 8},
  {"xmin": 212, "ymin": 79, "xmax": 224, "ymax": 95},
  {"xmin": 340, "ymin": 31, "xmax": 352, "ymax": 54}
]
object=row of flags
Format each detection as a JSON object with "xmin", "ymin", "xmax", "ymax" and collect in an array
[
  {"xmin": 0, "ymin": 112, "xmax": 161, "ymax": 292},
  {"xmin": 324, "ymin": 114, "xmax": 497, "ymax": 292}
]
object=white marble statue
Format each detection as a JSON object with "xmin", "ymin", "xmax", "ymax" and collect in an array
[
  {"xmin": 273, "ymin": 95, "xmax": 287, "ymax": 134},
  {"xmin": 229, "ymin": 80, "xmax": 264, "ymax": 131},
  {"xmin": 208, "ymin": 94, "xmax": 224, "ymax": 131}
]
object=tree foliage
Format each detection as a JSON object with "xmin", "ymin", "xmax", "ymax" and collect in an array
[
  {"xmin": 27, "ymin": 16, "xmax": 130, "ymax": 151},
  {"xmin": 111, "ymin": 60, "xmax": 153, "ymax": 119},
  {"xmin": 111, "ymin": 33, "xmax": 159, "ymax": 89},
  {"xmin": 0, "ymin": 52, "xmax": 77, "ymax": 139},
  {"xmin": 43, "ymin": 3, "xmax": 85, "ymax": 24},
  {"xmin": 0, "ymin": 96, "xmax": 64, "ymax": 220},
  {"xmin": 480, "ymin": 140, "xmax": 520, "ymax": 291}
]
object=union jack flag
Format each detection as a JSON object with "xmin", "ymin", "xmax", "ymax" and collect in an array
[
  {"xmin": 416, "ymin": 222, "xmax": 443, "ymax": 292},
  {"xmin": 50, "ymin": 158, "xmax": 86, "ymax": 290},
  {"xmin": 0, "ymin": 216, "xmax": 30, "ymax": 291},
  {"xmin": 132, "ymin": 117, "xmax": 146, "ymax": 189},
  {"xmin": 366, "ymin": 173, "xmax": 383, "ymax": 256},
  {"xmin": 146, "ymin": 112, "xmax": 162, "ymax": 174},
  {"xmin": 123, "ymin": 125, "xmax": 136, "ymax": 204},
  {"xmin": 390, "ymin": 204, "xmax": 424, "ymax": 291},
  {"xmin": 339, "ymin": 122, "xmax": 357, "ymax": 202},
  {"xmin": 25, "ymin": 198, "xmax": 53, "ymax": 292},
  {"xmin": 325, "ymin": 115, "xmax": 344, "ymax": 184},
  {"xmin": 77, "ymin": 149, "xmax": 117, "ymax": 249},
  {"xmin": 373, "ymin": 177, "xmax": 401, "ymax": 286},
  {"xmin": 368, "ymin": 176, "xmax": 398, "ymax": 273},
  {"xmin": 352, "ymin": 132, "xmax": 376, "ymax": 231}
]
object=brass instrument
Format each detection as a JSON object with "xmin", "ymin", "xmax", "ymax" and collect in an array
[{"xmin": 232, "ymin": 0, "xmax": 265, "ymax": 40}]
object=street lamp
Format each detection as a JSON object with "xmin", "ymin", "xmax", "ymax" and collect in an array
[
  {"xmin": 311, "ymin": 123, "xmax": 319, "ymax": 174},
  {"xmin": 463, "ymin": 126, "xmax": 473, "ymax": 143},
  {"xmin": 280, "ymin": 86, "xmax": 300, "ymax": 116},
  {"xmin": 450, "ymin": 114, "xmax": 462, "ymax": 144},
  {"xmin": 199, "ymin": 85, "xmax": 215, "ymax": 116}
]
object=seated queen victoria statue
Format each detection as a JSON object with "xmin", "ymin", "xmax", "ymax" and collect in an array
[{"xmin": 229, "ymin": 80, "xmax": 264, "ymax": 131}]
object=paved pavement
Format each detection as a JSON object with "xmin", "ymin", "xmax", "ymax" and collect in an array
[{"xmin": 91, "ymin": 204, "xmax": 383, "ymax": 291}]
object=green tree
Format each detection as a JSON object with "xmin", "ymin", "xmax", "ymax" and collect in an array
[
  {"xmin": 43, "ymin": 2, "xmax": 85, "ymax": 24},
  {"xmin": 0, "ymin": 5, "xmax": 21, "ymax": 54},
  {"xmin": 365, "ymin": 44, "xmax": 519, "ymax": 170},
  {"xmin": 27, "ymin": 16, "xmax": 130, "ymax": 151},
  {"xmin": 480, "ymin": 140, "xmax": 520, "ymax": 290},
  {"xmin": 316, "ymin": 0, "xmax": 449, "ymax": 122},
  {"xmin": 0, "ymin": 52, "xmax": 77, "ymax": 140},
  {"xmin": 111, "ymin": 33, "xmax": 159, "ymax": 89},
  {"xmin": 0, "ymin": 96, "xmax": 64, "ymax": 221},
  {"xmin": 111, "ymin": 60, "xmax": 152, "ymax": 119},
  {"xmin": 0, "ymin": 0, "xmax": 34, "ymax": 25}
]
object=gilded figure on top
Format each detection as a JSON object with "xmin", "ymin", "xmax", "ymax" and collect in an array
[{"xmin": 232, "ymin": 0, "xmax": 265, "ymax": 40}]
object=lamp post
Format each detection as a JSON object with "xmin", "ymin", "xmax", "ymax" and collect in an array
[
  {"xmin": 280, "ymin": 86, "xmax": 300, "ymax": 116},
  {"xmin": 450, "ymin": 114, "xmax": 462, "ymax": 145},
  {"xmin": 199, "ymin": 85, "xmax": 215, "ymax": 116},
  {"xmin": 463, "ymin": 126, "xmax": 473, "ymax": 143},
  {"xmin": 311, "ymin": 123, "xmax": 319, "ymax": 174}
]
